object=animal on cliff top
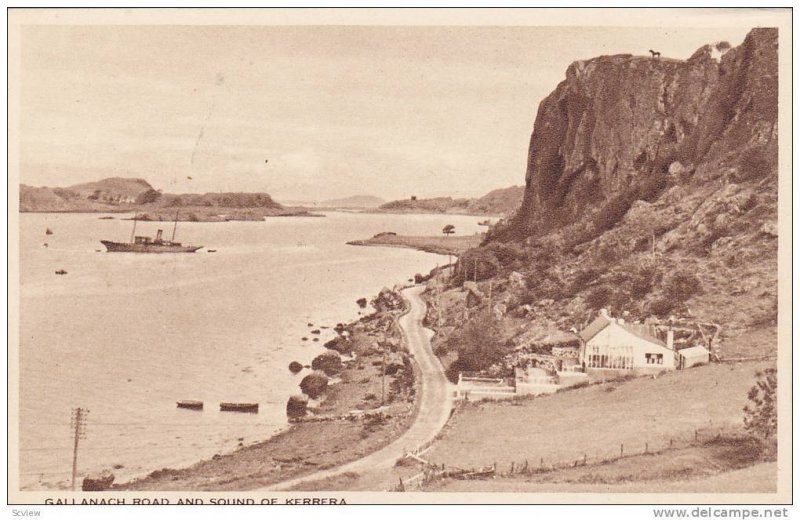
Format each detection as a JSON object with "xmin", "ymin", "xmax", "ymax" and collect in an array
[{"xmin": 649, "ymin": 49, "xmax": 661, "ymax": 59}]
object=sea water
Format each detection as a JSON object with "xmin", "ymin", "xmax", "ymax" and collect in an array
[{"xmin": 18, "ymin": 211, "xmax": 486, "ymax": 490}]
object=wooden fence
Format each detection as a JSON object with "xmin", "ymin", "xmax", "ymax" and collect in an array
[{"xmin": 391, "ymin": 423, "xmax": 740, "ymax": 491}]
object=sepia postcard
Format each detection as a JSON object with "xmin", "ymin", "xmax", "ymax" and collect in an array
[{"xmin": 6, "ymin": 6, "xmax": 793, "ymax": 510}]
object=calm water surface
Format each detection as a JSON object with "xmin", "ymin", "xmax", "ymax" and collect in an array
[{"xmin": 19, "ymin": 211, "xmax": 485, "ymax": 490}]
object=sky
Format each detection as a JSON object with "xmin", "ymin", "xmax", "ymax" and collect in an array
[{"xmin": 19, "ymin": 24, "xmax": 752, "ymax": 202}]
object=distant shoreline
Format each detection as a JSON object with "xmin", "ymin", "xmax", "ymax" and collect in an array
[
  {"xmin": 19, "ymin": 209, "xmax": 325, "ymax": 221},
  {"xmin": 348, "ymin": 233, "xmax": 483, "ymax": 256}
]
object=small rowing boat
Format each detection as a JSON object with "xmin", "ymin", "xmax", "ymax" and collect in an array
[
  {"xmin": 176, "ymin": 400, "xmax": 204, "ymax": 410},
  {"xmin": 220, "ymin": 402, "xmax": 259, "ymax": 413}
]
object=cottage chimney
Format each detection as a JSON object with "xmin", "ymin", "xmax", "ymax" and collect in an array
[{"xmin": 667, "ymin": 329, "xmax": 674, "ymax": 350}]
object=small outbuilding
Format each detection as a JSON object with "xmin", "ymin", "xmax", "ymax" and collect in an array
[{"xmin": 677, "ymin": 345, "xmax": 711, "ymax": 369}]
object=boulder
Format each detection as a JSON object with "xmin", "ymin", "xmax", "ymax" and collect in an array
[
  {"xmin": 288, "ymin": 361, "xmax": 303, "ymax": 374},
  {"xmin": 286, "ymin": 394, "xmax": 308, "ymax": 418},
  {"xmin": 82, "ymin": 470, "xmax": 115, "ymax": 491},
  {"xmin": 311, "ymin": 351, "xmax": 343, "ymax": 376},
  {"xmin": 300, "ymin": 371, "xmax": 329, "ymax": 399},
  {"xmin": 324, "ymin": 336, "xmax": 352, "ymax": 355}
]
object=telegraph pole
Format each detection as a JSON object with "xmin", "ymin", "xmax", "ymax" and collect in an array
[
  {"xmin": 381, "ymin": 349, "xmax": 386, "ymax": 406},
  {"xmin": 70, "ymin": 407, "xmax": 88, "ymax": 491}
]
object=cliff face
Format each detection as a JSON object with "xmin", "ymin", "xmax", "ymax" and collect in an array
[
  {"xmin": 445, "ymin": 28, "xmax": 779, "ymax": 359},
  {"xmin": 505, "ymin": 28, "xmax": 777, "ymax": 237}
]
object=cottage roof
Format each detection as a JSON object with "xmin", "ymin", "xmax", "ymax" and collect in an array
[
  {"xmin": 579, "ymin": 314, "xmax": 666, "ymax": 347},
  {"xmin": 579, "ymin": 315, "xmax": 611, "ymax": 342}
]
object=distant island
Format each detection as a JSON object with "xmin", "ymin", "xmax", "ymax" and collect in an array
[
  {"xmin": 19, "ymin": 177, "xmax": 321, "ymax": 221},
  {"xmin": 376, "ymin": 186, "xmax": 524, "ymax": 216}
]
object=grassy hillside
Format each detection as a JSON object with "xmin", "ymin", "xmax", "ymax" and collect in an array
[{"xmin": 425, "ymin": 362, "xmax": 770, "ymax": 470}]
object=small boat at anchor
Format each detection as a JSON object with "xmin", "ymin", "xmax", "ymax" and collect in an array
[
  {"xmin": 55, "ymin": 269, "xmax": 67, "ymax": 275},
  {"xmin": 220, "ymin": 402, "xmax": 259, "ymax": 414},
  {"xmin": 176, "ymin": 400, "xmax": 204, "ymax": 410}
]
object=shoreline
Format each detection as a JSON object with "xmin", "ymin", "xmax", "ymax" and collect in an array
[
  {"xmin": 20, "ymin": 209, "xmax": 325, "ymax": 221},
  {"xmin": 348, "ymin": 233, "xmax": 482, "ymax": 256},
  {"xmin": 117, "ymin": 287, "xmax": 422, "ymax": 491}
]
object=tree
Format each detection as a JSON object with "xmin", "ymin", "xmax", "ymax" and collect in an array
[
  {"xmin": 743, "ymin": 367, "xmax": 777, "ymax": 440},
  {"xmin": 448, "ymin": 312, "xmax": 505, "ymax": 375},
  {"xmin": 442, "ymin": 224, "xmax": 456, "ymax": 269}
]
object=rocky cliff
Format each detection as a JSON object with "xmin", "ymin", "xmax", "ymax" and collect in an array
[
  {"xmin": 502, "ymin": 27, "xmax": 777, "ymax": 238},
  {"xmin": 442, "ymin": 28, "xmax": 779, "ymax": 361}
]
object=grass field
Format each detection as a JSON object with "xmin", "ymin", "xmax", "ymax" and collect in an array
[
  {"xmin": 431, "ymin": 460, "xmax": 777, "ymax": 493},
  {"xmin": 425, "ymin": 361, "xmax": 772, "ymax": 472}
]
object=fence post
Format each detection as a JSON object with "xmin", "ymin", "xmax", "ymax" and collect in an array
[
  {"xmin": 670, "ymin": 438, "xmax": 673, "ymax": 448},
  {"xmin": 695, "ymin": 429, "xmax": 698, "ymax": 441},
  {"xmin": 645, "ymin": 442, "xmax": 648, "ymax": 454},
  {"xmin": 620, "ymin": 443, "xmax": 624, "ymax": 458},
  {"xmin": 510, "ymin": 462, "xmax": 515, "ymax": 474},
  {"xmin": 540, "ymin": 457, "xmax": 544, "ymax": 469},
  {"xmin": 583, "ymin": 453, "xmax": 587, "ymax": 465}
]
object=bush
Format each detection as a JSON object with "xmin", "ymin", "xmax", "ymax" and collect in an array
[
  {"xmin": 630, "ymin": 265, "xmax": 659, "ymax": 298},
  {"xmin": 585, "ymin": 286, "xmax": 614, "ymax": 310},
  {"xmin": 447, "ymin": 312, "xmax": 505, "ymax": 375},
  {"xmin": 737, "ymin": 146, "xmax": 772, "ymax": 182},
  {"xmin": 571, "ymin": 268, "xmax": 603, "ymax": 293},
  {"xmin": 743, "ymin": 368, "xmax": 777, "ymax": 441},
  {"xmin": 664, "ymin": 272, "xmax": 702, "ymax": 302},
  {"xmin": 648, "ymin": 297, "xmax": 676, "ymax": 317},
  {"xmin": 485, "ymin": 242, "xmax": 527, "ymax": 267}
]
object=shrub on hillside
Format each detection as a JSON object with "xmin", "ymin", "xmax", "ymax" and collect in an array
[
  {"xmin": 485, "ymin": 242, "xmax": 528, "ymax": 267},
  {"xmin": 648, "ymin": 297, "xmax": 676, "ymax": 317},
  {"xmin": 447, "ymin": 312, "xmax": 505, "ymax": 376},
  {"xmin": 743, "ymin": 368, "xmax": 777, "ymax": 441},
  {"xmin": 585, "ymin": 286, "xmax": 614, "ymax": 310},
  {"xmin": 737, "ymin": 146, "xmax": 773, "ymax": 182},
  {"xmin": 570, "ymin": 267, "xmax": 603, "ymax": 293},
  {"xmin": 664, "ymin": 272, "xmax": 702, "ymax": 302},
  {"xmin": 629, "ymin": 264, "xmax": 659, "ymax": 298}
]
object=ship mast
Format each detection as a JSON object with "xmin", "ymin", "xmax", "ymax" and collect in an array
[
  {"xmin": 130, "ymin": 214, "xmax": 137, "ymax": 243},
  {"xmin": 171, "ymin": 210, "xmax": 179, "ymax": 242}
]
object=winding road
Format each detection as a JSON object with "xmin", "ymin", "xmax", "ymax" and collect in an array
[{"xmin": 265, "ymin": 284, "xmax": 454, "ymax": 491}]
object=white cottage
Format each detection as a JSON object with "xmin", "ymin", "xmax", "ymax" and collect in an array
[{"xmin": 578, "ymin": 309, "xmax": 675, "ymax": 374}]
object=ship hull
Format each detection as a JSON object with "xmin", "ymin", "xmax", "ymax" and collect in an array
[{"xmin": 101, "ymin": 241, "xmax": 203, "ymax": 253}]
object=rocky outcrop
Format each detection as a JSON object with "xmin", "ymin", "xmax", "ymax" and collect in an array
[
  {"xmin": 311, "ymin": 351, "xmax": 343, "ymax": 376},
  {"xmin": 500, "ymin": 28, "xmax": 777, "ymax": 238},
  {"xmin": 286, "ymin": 394, "xmax": 309, "ymax": 418},
  {"xmin": 299, "ymin": 371, "xmax": 329, "ymax": 399},
  {"xmin": 82, "ymin": 470, "xmax": 115, "ymax": 491}
]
